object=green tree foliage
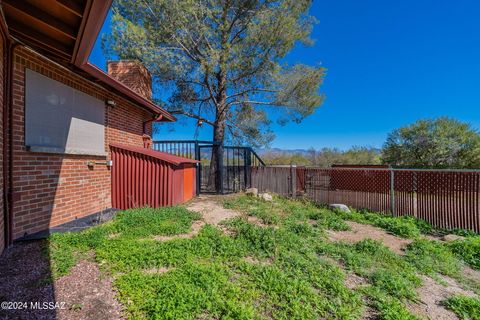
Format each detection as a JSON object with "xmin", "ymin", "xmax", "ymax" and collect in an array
[
  {"xmin": 382, "ymin": 117, "xmax": 480, "ymax": 169},
  {"xmin": 104, "ymin": 0, "xmax": 325, "ymax": 147},
  {"xmin": 104, "ymin": 0, "xmax": 325, "ymax": 190},
  {"xmin": 261, "ymin": 147, "xmax": 381, "ymax": 166}
]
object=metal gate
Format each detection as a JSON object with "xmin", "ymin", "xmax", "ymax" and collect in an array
[{"xmin": 152, "ymin": 140, "xmax": 265, "ymax": 194}]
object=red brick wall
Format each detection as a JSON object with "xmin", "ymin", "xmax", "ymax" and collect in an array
[
  {"xmin": 107, "ymin": 61, "xmax": 152, "ymax": 100},
  {"xmin": 0, "ymin": 26, "xmax": 5, "ymax": 252},
  {"xmin": 10, "ymin": 46, "xmax": 154, "ymax": 240}
]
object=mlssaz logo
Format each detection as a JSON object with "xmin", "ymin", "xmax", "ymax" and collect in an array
[{"xmin": 30, "ymin": 302, "xmax": 66, "ymax": 310}]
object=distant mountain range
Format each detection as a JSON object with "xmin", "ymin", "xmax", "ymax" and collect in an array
[
  {"xmin": 256, "ymin": 148, "xmax": 312, "ymax": 156},
  {"xmin": 254, "ymin": 147, "xmax": 383, "ymax": 167},
  {"xmin": 256, "ymin": 147, "xmax": 381, "ymax": 155}
]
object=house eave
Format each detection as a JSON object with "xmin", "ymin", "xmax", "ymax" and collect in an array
[{"xmin": 0, "ymin": 0, "xmax": 175, "ymax": 121}]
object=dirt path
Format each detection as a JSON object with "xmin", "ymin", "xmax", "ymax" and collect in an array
[
  {"xmin": 0, "ymin": 242, "xmax": 123, "ymax": 320},
  {"xmin": 325, "ymin": 220, "xmax": 480, "ymax": 319},
  {"xmin": 326, "ymin": 221, "xmax": 412, "ymax": 255},
  {"xmin": 54, "ymin": 260, "xmax": 124, "ymax": 320},
  {"xmin": 408, "ymin": 275, "xmax": 476, "ymax": 320},
  {"xmin": 154, "ymin": 196, "xmax": 241, "ymax": 241},
  {"xmin": 154, "ymin": 219, "xmax": 206, "ymax": 241},
  {"xmin": 186, "ymin": 195, "xmax": 240, "ymax": 225}
]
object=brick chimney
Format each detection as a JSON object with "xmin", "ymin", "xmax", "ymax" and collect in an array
[{"xmin": 107, "ymin": 60, "xmax": 152, "ymax": 100}]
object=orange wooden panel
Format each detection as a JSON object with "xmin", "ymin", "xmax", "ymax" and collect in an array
[{"xmin": 183, "ymin": 165, "xmax": 195, "ymax": 202}]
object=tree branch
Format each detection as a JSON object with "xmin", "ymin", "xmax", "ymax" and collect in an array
[
  {"xmin": 190, "ymin": 96, "xmax": 214, "ymax": 103},
  {"xmin": 141, "ymin": 0, "xmax": 201, "ymax": 63},
  {"xmin": 177, "ymin": 80, "xmax": 208, "ymax": 89},
  {"xmin": 169, "ymin": 110, "xmax": 216, "ymax": 127},
  {"xmin": 230, "ymin": 18, "xmax": 284, "ymax": 82},
  {"xmin": 230, "ymin": 23, "xmax": 249, "ymax": 44},
  {"xmin": 226, "ymin": 88, "xmax": 278, "ymax": 100},
  {"xmin": 228, "ymin": 100, "xmax": 281, "ymax": 107},
  {"xmin": 204, "ymin": 72, "xmax": 218, "ymax": 106}
]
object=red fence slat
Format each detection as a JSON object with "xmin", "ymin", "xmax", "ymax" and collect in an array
[
  {"xmin": 110, "ymin": 145, "xmax": 196, "ymax": 210},
  {"xmin": 252, "ymin": 166, "xmax": 480, "ymax": 233}
]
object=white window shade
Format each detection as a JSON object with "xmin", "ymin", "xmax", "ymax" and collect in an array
[{"xmin": 25, "ymin": 69, "xmax": 106, "ymax": 156}]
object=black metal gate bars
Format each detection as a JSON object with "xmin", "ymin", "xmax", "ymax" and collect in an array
[{"xmin": 152, "ymin": 140, "xmax": 265, "ymax": 194}]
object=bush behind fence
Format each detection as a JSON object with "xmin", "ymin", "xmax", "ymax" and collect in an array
[{"xmin": 251, "ymin": 166, "xmax": 480, "ymax": 233}]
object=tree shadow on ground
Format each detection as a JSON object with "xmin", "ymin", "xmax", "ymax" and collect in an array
[
  {"xmin": 0, "ymin": 239, "xmax": 123, "ymax": 320},
  {"xmin": 0, "ymin": 241, "xmax": 56, "ymax": 320}
]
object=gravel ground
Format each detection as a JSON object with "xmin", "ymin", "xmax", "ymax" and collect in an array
[
  {"xmin": 408, "ymin": 275, "xmax": 477, "ymax": 320},
  {"xmin": 0, "ymin": 241, "xmax": 123, "ymax": 320},
  {"xmin": 326, "ymin": 220, "xmax": 412, "ymax": 255},
  {"xmin": 0, "ymin": 241, "xmax": 56, "ymax": 320},
  {"xmin": 186, "ymin": 195, "xmax": 240, "ymax": 225},
  {"xmin": 326, "ymin": 220, "xmax": 480, "ymax": 319}
]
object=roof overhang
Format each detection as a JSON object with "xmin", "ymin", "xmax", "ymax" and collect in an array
[
  {"xmin": 80, "ymin": 62, "xmax": 175, "ymax": 120},
  {"xmin": 2, "ymin": 0, "xmax": 97, "ymax": 64},
  {"xmin": 110, "ymin": 143, "xmax": 199, "ymax": 166},
  {"xmin": 1, "ymin": 0, "xmax": 175, "ymax": 121}
]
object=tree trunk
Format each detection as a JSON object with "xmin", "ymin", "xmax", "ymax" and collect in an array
[
  {"xmin": 207, "ymin": 115, "xmax": 226, "ymax": 193},
  {"xmin": 206, "ymin": 4, "xmax": 229, "ymax": 193},
  {"xmin": 206, "ymin": 72, "xmax": 228, "ymax": 192},
  {"xmin": 206, "ymin": 72, "xmax": 228, "ymax": 193}
]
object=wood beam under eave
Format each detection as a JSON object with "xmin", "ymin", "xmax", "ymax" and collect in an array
[
  {"xmin": 56, "ymin": 0, "xmax": 84, "ymax": 17},
  {"xmin": 3, "ymin": 1, "xmax": 77, "ymax": 40},
  {"xmin": 71, "ymin": 0, "xmax": 92, "ymax": 64},
  {"xmin": 9, "ymin": 21, "xmax": 72, "ymax": 60},
  {"xmin": 71, "ymin": 0, "xmax": 112, "ymax": 65}
]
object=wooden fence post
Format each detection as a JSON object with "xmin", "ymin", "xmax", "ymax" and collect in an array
[
  {"xmin": 291, "ymin": 164, "xmax": 297, "ymax": 198},
  {"xmin": 390, "ymin": 169, "xmax": 395, "ymax": 216},
  {"xmin": 244, "ymin": 148, "xmax": 252, "ymax": 189},
  {"xmin": 412, "ymin": 171, "xmax": 417, "ymax": 217},
  {"xmin": 194, "ymin": 140, "xmax": 200, "ymax": 195}
]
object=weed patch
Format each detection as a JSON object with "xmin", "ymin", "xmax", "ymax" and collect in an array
[
  {"xmin": 443, "ymin": 295, "xmax": 480, "ymax": 320},
  {"xmin": 47, "ymin": 196, "xmax": 479, "ymax": 319},
  {"xmin": 335, "ymin": 209, "xmax": 426, "ymax": 238},
  {"xmin": 317, "ymin": 239, "xmax": 422, "ymax": 318},
  {"xmin": 364, "ymin": 287, "xmax": 420, "ymax": 320},
  {"xmin": 448, "ymin": 237, "xmax": 480, "ymax": 270},
  {"xmin": 405, "ymin": 239, "xmax": 462, "ymax": 277}
]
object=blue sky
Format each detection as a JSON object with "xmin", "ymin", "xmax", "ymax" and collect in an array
[{"xmin": 89, "ymin": 0, "xmax": 480, "ymax": 150}]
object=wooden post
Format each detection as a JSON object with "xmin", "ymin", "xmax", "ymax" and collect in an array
[
  {"xmin": 194, "ymin": 140, "xmax": 200, "ymax": 196},
  {"xmin": 291, "ymin": 164, "xmax": 297, "ymax": 198},
  {"xmin": 244, "ymin": 148, "xmax": 252, "ymax": 189},
  {"xmin": 390, "ymin": 169, "xmax": 395, "ymax": 216}
]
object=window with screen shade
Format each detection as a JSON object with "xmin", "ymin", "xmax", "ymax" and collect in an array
[{"xmin": 25, "ymin": 69, "xmax": 106, "ymax": 156}]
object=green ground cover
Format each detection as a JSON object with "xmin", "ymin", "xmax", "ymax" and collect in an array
[{"xmin": 47, "ymin": 195, "xmax": 480, "ymax": 320}]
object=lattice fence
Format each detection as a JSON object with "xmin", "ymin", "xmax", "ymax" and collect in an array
[{"xmin": 252, "ymin": 166, "xmax": 480, "ymax": 233}]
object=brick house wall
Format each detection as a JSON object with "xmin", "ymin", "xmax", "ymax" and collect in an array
[
  {"xmin": 0, "ymin": 26, "xmax": 4, "ymax": 253},
  {"xmin": 10, "ymin": 46, "xmax": 155, "ymax": 240}
]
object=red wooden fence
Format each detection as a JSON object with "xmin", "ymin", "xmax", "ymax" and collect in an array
[
  {"xmin": 252, "ymin": 166, "xmax": 480, "ymax": 232},
  {"xmin": 110, "ymin": 144, "xmax": 198, "ymax": 210}
]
